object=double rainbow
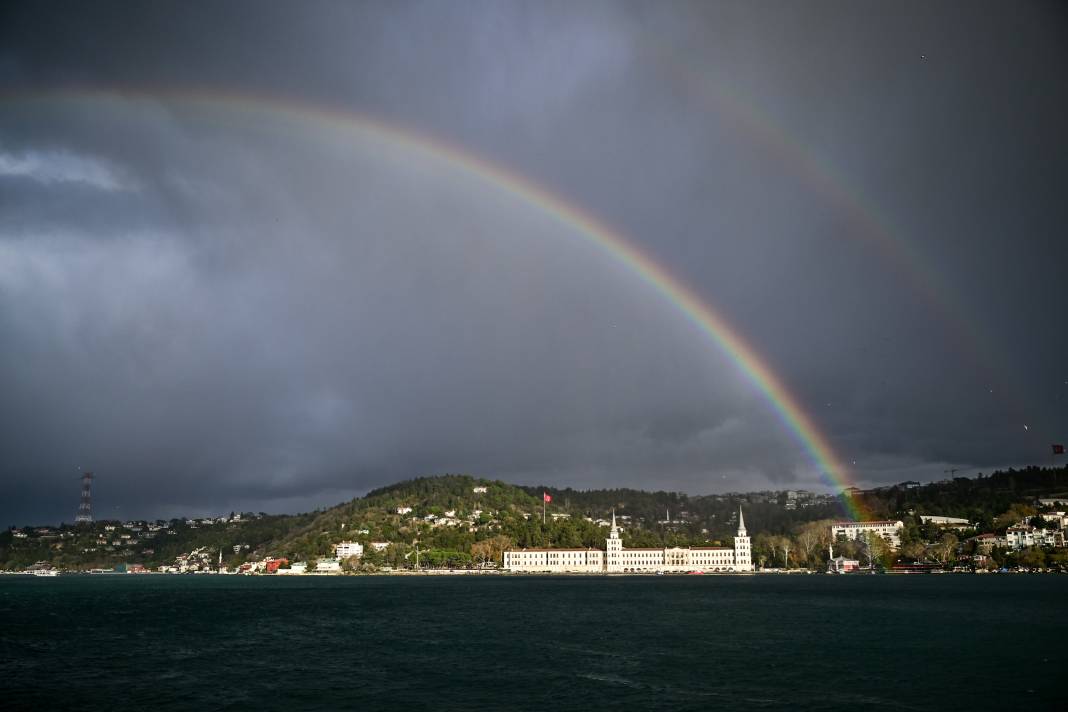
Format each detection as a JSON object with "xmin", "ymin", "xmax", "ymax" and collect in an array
[{"xmin": 5, "ymin": 88, "xmax": 865, "ymax": 518}]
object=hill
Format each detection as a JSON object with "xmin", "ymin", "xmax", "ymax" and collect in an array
[
  {"xmin": 3, "ymin": 466, "xmax": 1067, "ymax": 572},
  {"xmin": 849, "ymin": 465, "xmax": 1068, "ymax": 529},
  {"xmin": 264, "ymin": 475, "xmax": 850, "ymax": 566}
]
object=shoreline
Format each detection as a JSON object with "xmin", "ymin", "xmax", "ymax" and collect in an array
[{"xmin": 4, "ymin": 567, "xmax": 1061, "ymax": 577}]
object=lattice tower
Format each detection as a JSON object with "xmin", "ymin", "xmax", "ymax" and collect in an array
[{"xmin": 76, "ymin": 472, "xmax": 94, "ymax": 523}]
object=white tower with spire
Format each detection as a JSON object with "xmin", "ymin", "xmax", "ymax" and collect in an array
[
  {"xmin": 734, "ymin": 507, "xmax": 752, "ymax": 570},
  {"xmin": 605, "ymin": 509, "xmax": 623, "ymax": 572}
]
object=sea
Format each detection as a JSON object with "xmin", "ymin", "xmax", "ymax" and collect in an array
[{"xmin": 0, "ymin": 574, "xmax": 1063, "ymax": 711}]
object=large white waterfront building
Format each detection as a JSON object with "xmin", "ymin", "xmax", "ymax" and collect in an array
[{"xmin": 504, "ymin": 509, "xmax": 752, "ymax": 573}]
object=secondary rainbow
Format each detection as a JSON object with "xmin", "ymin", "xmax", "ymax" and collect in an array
[
  {"xmin": 5, "ymin": 88, "xmax": 865, "ymax": 518},
  {"xmin": 641, "ymin": 39, "xmax": 1023, "ymax": 411}
]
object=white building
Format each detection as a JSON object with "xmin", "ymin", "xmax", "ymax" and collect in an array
[
  {"xmin": 472, "ymin": 486, "xmax": 488, "ymax": 494},
  {"xmin": 314, "ymin": 558, "xmax": 342, "ymax": 573},
  {"xmin": 1004, "ymin": 526, "xmax": 1034, "ymax": 550},
  {"xmin": 334, "ymin": 541, "xmax": 364, "ymax": 559},
  {"xmin": 831, "ymin": 520, "xmax": 904, "ymax": 547},
  {"xmin": 278, "ymin": 562, "xmax": 307, "ymax": 575},
  {"xmin": 920, "ymin": 515, "xmax": 972, "ymax": 529},
  {"xmin": 972, "ymin": 533, "xmax": 998, "ymax": 553},
  {"xmin": 396, "ymin": 507, "xmax": 412, "ymax": 515},
  {"xmin": 369, "ymin": 542, "xmax": 390, "ymax": 552},
  {"xmin": 506, "ymin": 547, "xmax": 605, "ymax": 573},
  {"xmin": 504, "ymin": 509, "xmax": 752, "ymax": 573},
  {"xmin": 1004, "ymin": 526, "xmax": 1065, "ymax": 550},
  {"xmin": 1040, "ymin": 512, "xmax": 1067, "ymax": 529}
]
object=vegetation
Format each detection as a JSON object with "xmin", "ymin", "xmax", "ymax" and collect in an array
[
  {"xmin": 0, "ymin": 512, "xmax": 313, "ymax": 571},
  {"xmin": 848, "ymin": 466, "xmax": 1068, "ymax": 530},
  {"xmin": 4, "ymin": 466, "xmax": 1067, "ymax": 572}
]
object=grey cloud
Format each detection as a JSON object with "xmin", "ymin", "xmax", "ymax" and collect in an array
[{"xmin": 2, "ymin": 1, "xmax": 1067, "ymax": 524}]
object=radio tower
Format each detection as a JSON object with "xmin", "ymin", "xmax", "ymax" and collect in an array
[{"xmin": 75, "ymin": 472, "xmax": 94, "ymax": 524}]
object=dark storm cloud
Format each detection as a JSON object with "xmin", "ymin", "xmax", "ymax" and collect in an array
[{"xmin": 2, "ymin": 1, "xmax": 1067, "ymax": 524}]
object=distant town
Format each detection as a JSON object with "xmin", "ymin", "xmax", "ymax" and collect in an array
[{"xmin": 3, "ymin": 467, "xmax": 1068, "ymax": 576}]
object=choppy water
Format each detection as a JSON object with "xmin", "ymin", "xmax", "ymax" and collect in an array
[{"xmin": 0, "ymin": 574, "xmax": 1063, "ymax": 711}]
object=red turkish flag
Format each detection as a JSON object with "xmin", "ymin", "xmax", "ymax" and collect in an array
[
  {"xmin": 543, "ymin": 492, "xmax": 552, "ymax": 503},
  {"xmin": 1053, "ymin": 444, "xmax": 1065, "ymax": 455}
]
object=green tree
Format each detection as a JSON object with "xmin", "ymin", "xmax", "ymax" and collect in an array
[
  {"xmin": 933, "ymin": 533, "xmax": 958, "ymax": 565},
  {"xmin": 995, "ymin": 505, "xmax": 1036, "ymax": 530},
  {"xmin": 899, "ymin": 541, "xmax": 925, "ymax": 562},
  {"xmin": 1017, "ymin": 547, "xmax": 1046, "ymax": 570},
  {"xmin": 862, "ymin": 532, "xmax": 889, "ymax": 568},
  {"xmin": 794, "ymin": 520, "xmax": 833, "ymax": 568}
]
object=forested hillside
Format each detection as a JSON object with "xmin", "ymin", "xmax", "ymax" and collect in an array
[
  {"xmin": 850, "ymin": 466, "xmax": 1068, "ymax": 529},
  {"xmin": 4, "ymin": 466, "xmax": 1066, "ymax": 571}
]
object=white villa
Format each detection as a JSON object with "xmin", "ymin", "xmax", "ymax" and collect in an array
[
  {"xmin": 831, "ymin": 520, "xmax": 904, "ymax": 547},
  {"xmin": 1003, "ymin": 525, "xmax": 1065, "ymax": 550},
  {"xmin": 334, "ymin": 541, "xmax": 364, "ymax": 559},
  {"xmin": 314, "ymin": 558, "xmax": 342, "ymax": 573},
  {"xmin": 504, "ymin": 509, "xmax": 752, "ymax": 573}
]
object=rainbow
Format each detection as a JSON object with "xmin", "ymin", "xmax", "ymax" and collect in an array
[
  {"xmin": 4, "ymin": 88, "xmax": 867, "ymax": 518},
  {"xmin": 639, "ymin": 44, "xmax": 1026, "ymax": 423}
]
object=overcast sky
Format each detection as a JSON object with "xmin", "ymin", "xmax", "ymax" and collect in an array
[{"xmin": 2, "ymin": 1, "xmax": 1066, "ymax": 525}]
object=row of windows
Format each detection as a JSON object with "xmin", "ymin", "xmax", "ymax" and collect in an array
[
  {"xmin": 510, "ymin": 548, "xmax": 746, "ymax": 562},
  {"xmin": 511, "ymin": 554, "xmax": 740, "ymax": 560}
]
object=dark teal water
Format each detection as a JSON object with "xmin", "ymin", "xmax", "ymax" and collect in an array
[{"xmin": 0, "ymin": 574, "xmax": 1063, "ymax": 711}]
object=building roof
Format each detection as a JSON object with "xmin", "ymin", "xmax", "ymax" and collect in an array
[
  {"xmin": 833, "ymin": 520, "xmax": 903, "ymax": 527},
  {"xmin": 509, "ymin": 548, "xmax": 599, "ymax": 553}
]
